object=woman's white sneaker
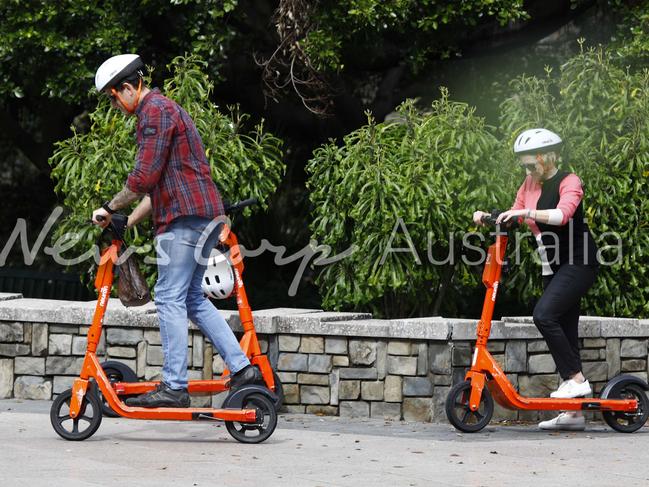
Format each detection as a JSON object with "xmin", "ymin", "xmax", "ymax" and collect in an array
[
  {"xmin": 550, "ymin": 379, "xmax": 592, "ymax": 398},
  {"xmin": 539, "ymin": 412, "xmax": 585, "ymax": 431}
]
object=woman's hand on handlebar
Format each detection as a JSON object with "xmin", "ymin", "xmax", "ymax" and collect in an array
[
  {"xmin": 92, "ymin": 208, "xmax": 111, "ymax": 228},
  {"xmin": 473, "ymin": 210, "xmax": 489, "ymax": 226},
  {"xmin": 495, "ymin": 209, "xmax": 527, "ymax": 225}
]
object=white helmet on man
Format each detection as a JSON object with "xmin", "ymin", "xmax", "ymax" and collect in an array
[
  {"xmin": 201, "ymin": 249, "xmax": 235, "ymax": 300},
  {"xmin": 95, "ymin": 54, "xmax": 144, "ymax": 92},
  {"xmin": 513, "ymin": 128, "xmax": 562, "ymax": 155}
]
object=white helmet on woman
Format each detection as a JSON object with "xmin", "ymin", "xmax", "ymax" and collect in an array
[
  {"xmin": 513, "ymin": 128, "xmax": 562, "ymax": 155},
  {"xmin": 95, "ymin": 54, "xmax": 144, "ymax": 92},
  {"xmin": 201, "ymin": 249, "xmax": 235, "ymax": 300}
]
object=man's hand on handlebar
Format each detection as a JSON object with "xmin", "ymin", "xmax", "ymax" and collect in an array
[{"xmin": 92, "ymin": 208, "xmax": 112, "ymax": 228}]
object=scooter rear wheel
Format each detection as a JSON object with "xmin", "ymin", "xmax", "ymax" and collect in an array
[
  {"xmin": 225, "ymin": 392, "xmax": 277, "ymax": 444},
  {"xmin": 99, "ymin": 361, "xmax": 138, "ymax": 417},
  {"xmin": 601, "ymin": 382, "xmax": 649, "ymax": 433},
  {"xmin": 50, "ymin": 385, "xmax": 102, "ymax": 441},
  {"xmin": 445, "ymin": 380, "xmax": 494, "ymax": 433}
]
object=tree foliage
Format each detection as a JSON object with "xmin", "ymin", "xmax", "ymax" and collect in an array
[
  {"xmin": 48, "ymin": 55, "xmax": 284, "ymax": 286},
  {"xmin": 307, "ymin": 92, "xmax": 509, "ymax": 317}
]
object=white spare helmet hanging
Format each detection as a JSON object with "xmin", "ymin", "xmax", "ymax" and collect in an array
[{"xmin": 201, "ymin": 249, "xmax": 235, "ymax": 300}]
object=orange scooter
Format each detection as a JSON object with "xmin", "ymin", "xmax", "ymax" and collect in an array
[
  {"xmin": 97, "ymin": 198, "xmax": 283, "ymax": 417},
  {"xmin": 50, "ymin": 200, "xmax": 278, "ymax": 443},
  {"xmin": 445, "ymin": 210, "xmax": 649, "ymax": 433}
]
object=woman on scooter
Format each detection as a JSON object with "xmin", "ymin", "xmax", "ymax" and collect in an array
[{"xmin": 473, "ymin": 128, "xmax": 599, "ymax": 431}]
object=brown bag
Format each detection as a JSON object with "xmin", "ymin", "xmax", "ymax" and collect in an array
[{"xmin": 117, "ymin": 249, "xmax": 151, "ymax": 307}]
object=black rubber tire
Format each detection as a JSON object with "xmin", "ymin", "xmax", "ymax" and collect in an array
[
  {"xmin": 445, "ymin": 380, "xmax": 494, "ymax": 433},
  {"xmin": 99, "ymin": 361, "xmax": 138, "ymax": 418},
  {"xmin": 602, "ymin": 382, "xmax": 649, "ymax": 433},
  {"xmin": 50, "ymin": 385, "xmax": 103, "ymax": 441},
  {"xmin": 225, "ymin": 392, "xmax": 277, "ymax": 444}
]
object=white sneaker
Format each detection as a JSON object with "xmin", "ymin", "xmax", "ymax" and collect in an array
[
  {"xmin": 539, "ymin": 412, "xmax": 586, "ymax": 431},
  {"xmin": 550, "ymin": 379, "xmax": 592, "ymax": 398}
]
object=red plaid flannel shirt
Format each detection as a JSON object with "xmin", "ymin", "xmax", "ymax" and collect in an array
[{"xmin": 126, "ymin": 89, "xmax": 224, "ymax": 234}]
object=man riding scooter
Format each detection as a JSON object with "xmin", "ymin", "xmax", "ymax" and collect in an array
[{"xmin": 91, "ymin": 54, "xmax": 262, "ymax": 407}]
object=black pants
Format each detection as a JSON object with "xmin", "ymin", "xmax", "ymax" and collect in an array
[{"xmin": 532, "ymin": 265, "xmax": 598, "ymax": 380}]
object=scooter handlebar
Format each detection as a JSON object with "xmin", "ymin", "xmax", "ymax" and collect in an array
[{"xmin": 224, "ymin": 198, "xmax": 258, "ymax": 214}]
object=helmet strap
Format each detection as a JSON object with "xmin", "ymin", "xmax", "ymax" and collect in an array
[{"xmin": 111, "ymin": 78, "xmax": 143, "ymax": 114}]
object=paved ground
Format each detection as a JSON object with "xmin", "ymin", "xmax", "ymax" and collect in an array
[{"xmin": 1, "ymin": 399, "xmax": 648, "ymax": 487}]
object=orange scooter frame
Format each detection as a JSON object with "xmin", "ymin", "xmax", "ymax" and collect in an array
[
  {"xmin": 445, "ymin": 213, "xmax": 649, "ymax": 433},
  {"xmin": 50, "ymin": 204, "xmax": 278, "ymax": 443}
]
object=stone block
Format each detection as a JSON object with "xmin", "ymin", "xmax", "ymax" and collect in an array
[
  {"xmin": 339, "ymin": 401, "xmax": 369, "ymax": 418},
  {"xmin": 433, "ymin": 374, "xmax": 451, "ymax": 386},
  {"xmin": 387, "ymin": 356, "xmax": 417, "ymax": 376},
  {"xmin": 144, "ymin": 366, "xmax": 162, "ymax": 381},
  {"xmin": 106, "ymin": 328, "xmax": 143, "ymax": 346},
  {"xmin": 300, "ymin": 385, "xmax": 330, "ymax": 404},
  {"xmin": 0, "ymin": 322, "xmax": 23, "ymax": 342},
  {"xmin": 277, "ymin": 353, "xmax": 308, "ymax": 372},
  {"xmin": 213, "ymin": 354, "xmax": 225, "ymax": 374},
  {"xmin": 306, "ymin": 405, "xmax": 338, "ymax": 416},
  {"xmin": 402, "ymin": 397, "xmax": 431, "ymax": 422},
  {"xmin": 144, "ymin": 330, "xmax": 162, "ymax": 345},
  {"xmin": 14, "ymin": 357, "xmax": 45, "ymax": 375},
  {"xmin": 349, "ymin": 340, "xmax": 377, "ymax": 365},
  {"xmin": 622, "ymin": 359, "xmax": 647, "ymax": 372},
  {"xmin": 299, "ymin": 337, "xmax": 324, "ymax": 354},
  {"xmin": 487, "ymin": 341, "xmax": 505, "ymax": 353},
  {"xmin": 190, "ymin": 396, "xmax": 212, "ymax": 408},
  {"xmin": 528, "ymin": 354, "xmax": 556, "ymax": 374},
  {"xmin": 14, "ymin": 376, "xmax": 52, "ymax": 400},
  {"xmin": 580, "ymin": 349, "xmax": 600, "ymax": 361},
  {"xmin": 361, "ymin": 381, "xmax": 384, "ymax": 401},
  {"xmin": 283, "ymin": 383, "xmax": 299, "ymax": 404},
  {"xmin": 298, "ymin": 373, "xmax": 329, "ymax": 386},
  {"xmin": 582, "ymin": 362, "xmax": 608, "ymax": 382},
  {"xmin": 505, "ymin": 341, "xmax": 527, "ymax": 373},
  {"xmin": 48, "ymin": 334, "xmax": 72, "ymax": 355},
  {"xmin": 53, "ymin": 375, "xmax": 76, "ymax": 394},
  {"xmin": 0, "ymin": 343, "xmax": 30, "ymax": 356},
  {"xmin": 370, "ymin": 402, "xmax": 401, "ymax": 420},
  {"xmin": 49, "ymin": 325, "xmax": 76, "ymax": 334},
  {"xmin": 0, "ymin": 359, "xmax": 13, "ymax": 398},
  {"xmin": 147, "ymin": 345, "xmax": 164, "ymax": 366},
  {"xmin": 31, "ymin": 323, "xmax": 48, "ymax": 356},
  {"xmin": 416, "ymin": 343, "xmax": 428, "ymax": 376},
  {"xmin": 285, "ymin": 405, "xmax": 306, "ymax": 414},
  {"xmin": 137, "ymin": 341, "xmax": 147, "ymax": 378},
  {"xmin": 339, "ymin": 380, "xmax": 360, "ymax": 400},
  {"xmin": 403, "ymin": 376, "xmax": 433, "ymax": 397},
  {"xmin": 46, "ymin": 357, "xmax": 84, "ymax": 375},
  {"xmin": 339, "ymin": 367, "xmax": 377, "ymax": 380},
  {"xmin": 308, "ymin": 354, "xmax": 332, "ymax": 373},
  {"xmin": 332, "ymin": 356, "xmax": 349, "ymax": 367},
  {"xmin": 107, "ymin": 346, "xmax": 136, "ymax": 359},
  {"xmin": 583, "ymin": 338, "xmax": 606, "ymax": 348},
  {"xmin": 278, "ymin": 335, "xmax": 300, "ymax": 352},
  {"xmin": 71, "ymin": 336, "xmax": 87, "ymax": 355},
  {"xmin": 606, "ymin": 338, "xmax": 621, "ymax": 379},
  {"xmin": 376, "ymin": 341, "xmax": 388, "ymax": 379},
  {"xmin": 384, "ymin": 375, "xmax": 402, "ymax": 402},
  {"xmin": 192, "ymin": 334, "xmax": 204, "ymax": 368},
  {"xmin": 325, "ymin": 337, "xmax": 347, "ymax": 354},
  {"xmin": 387, "ymin": 340, "xmax": 411, "ymax": 356},
  {"xmin": 329, "ymin": 369, "xmax": 340, "ymax": 406},
  {"xmin": 277, "ymin": 372, "xmax": 297, "ymax": 383},
  {"xmin": 527, "ymin": 340, "xmax": 549, "ymax": 353},
  {"xmin": 259, "ymin": 338, "xmax": 269, "ymax": 354},
  {"xmin": 431, "ymin": 386, "xmax": 450, "ymax": 422},
  {"xmin": 518, "ymin": 374, "xmax": 559, "ymax": 398},
  {"xmin": 627, "ymin": 372, "xmax": 648, "ymax": 382},
  {"xmin": 428, "ymin": 343, "xmax": 451, "ymax": 374},
  {"xmin": 452, "ymin": 343, "xmax": 472, "ymax": 367},
  {"xmin": 621, "ymin": 339, "xmax": 647, "ymax": 358}
]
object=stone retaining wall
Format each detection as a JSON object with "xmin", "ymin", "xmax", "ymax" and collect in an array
[{"xmin": 1, "ymin": 292, "xmax": 648, "ymax": 422}]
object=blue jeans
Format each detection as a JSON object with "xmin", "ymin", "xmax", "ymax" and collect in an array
[{"xmin": 154, "ymin": 216, "xmax": 249, "ymax": 390}]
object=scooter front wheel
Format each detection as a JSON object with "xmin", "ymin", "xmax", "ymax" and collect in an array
[
  {"xmin": 225, "ymin": 392, "xmax": 277, "ymax": 444},
  {"xmin": 445, "ymin": 380, "xmax": 494, "ymax": 433},
  {"xmin": 50, "ymin": 385, "xmax": 103, "ymax": 441},
  {"xmin": 601, "ymin": 382, "xmax": 649, "ymax": 433}
]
